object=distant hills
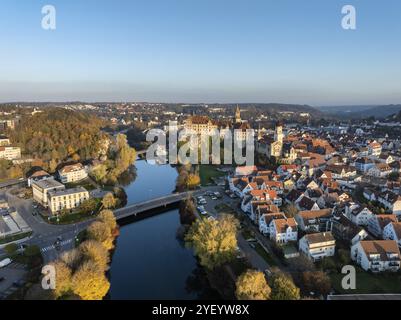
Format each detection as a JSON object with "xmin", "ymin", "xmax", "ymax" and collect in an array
[{"xmin": 317, "ymin": 104, "xmax": 401, "ymax": 119}]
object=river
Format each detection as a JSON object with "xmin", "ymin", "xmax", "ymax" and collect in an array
[{"xmin": 109, "ymin": 160, "xmax": 219, "ymax": 300}]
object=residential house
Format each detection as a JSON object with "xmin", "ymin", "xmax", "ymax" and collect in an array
[
  {"xmin": 58, "ymin": 163, "xmax": 88, "ymax": 184},
  {"xmin": 32, "ymin": 178, "xmax": 65, "ymax": 207},
  {"xmin": 345, "ymin": 203, "xmax": 374, "ymax": 226},
  {"xmin": 295, "ymin": 208, "xmax": 332, "ymax": 232},
  {"xmin": 270, "ymin": 217, "xmax": 298, "ymax": 244},
  {"xmin": 368, "ymin": 214, "xmax": 398, "ymax": 238},
  {"xmin": 383, "ymin": 222, "xmax": 401, "ymax": 247},
  {"xmin": 259, "ymin": 212, "xmax": 286, "ymax": 236},
  {"xmin": 351, "ymin": 240, "xmax": 400, "ymax": 272},
  {"xmin": 299, "ymin": 232, "xmax": 336, "ymax": 262}
]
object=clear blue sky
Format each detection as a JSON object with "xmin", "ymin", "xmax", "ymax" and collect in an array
[{"xmin": 1, "ymin": 0, "xmax": 400, "ymax": 105}]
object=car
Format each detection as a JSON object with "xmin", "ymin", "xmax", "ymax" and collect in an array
[
  {"xmin": 211, "ymin": 196, "xmax": 217, "ymax": 200},
  {"xmin": 200, "ymin": 210, "xmax": 208, "ymax": 215},
  {"xmin": 264, "ymin": 269, "xmax": 272, "ymax": 277},
  {"xmin": 214, "ymin": 192, "xmax": 222, "ymax": 198},
  {"xmin": 196, "ymin": 206, "xmax": 205, "ymax": 211},
  {"xmin": 0, "ymin": 258, "xmax": 12, "ymax": 268}
]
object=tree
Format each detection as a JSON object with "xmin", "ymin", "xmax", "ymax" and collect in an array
[
  {"xmin": 78, "ymin": 240, "xmax": 110, "ymax": 271},
  {"xmin": 59, "ymin": 248, "xmax": 83, "ymax": 271},
  {"xmin": 98, "ymin": 210, "xmax": 117, "ymax": 233},
  {"xmin": 4, "ymin": 243, "xmax": 18, "ymax": 255},
  {"xmin": 186, "ymin": 174, "xmax": 200, "ymax": 189},
  {"xmin": 102, "ymin": 193, "xmax": 117, "ymax": 209},
  {"xmin": 301, "ymin": 271, "xmax": 332, "ymax": 297},
  {"xmin": 79, "ymin": 198, "xmax": 98, "ymax": 215},
  {"xmin": 71, "ymin": 260, "xmax": 110, "ymax": 300},
  {"xmin": 50, "ymin": 260, "xmax": 73, "ymax": 298},
  {"xmin": 270, "ymin": 273, "xmax": 300, "ymax": 300},
  {"xmin": 185, "ymin": 214, "xmax": 239, "ymax": 270},
  {"xmin": 236, "ymin": 270, "xmax": 271, "ymax": 300},
  {"xmin": 388, "ymin": 172, "xmax": 400, "ymax": 181},
  {"xmin": 91, "ymin": 164, "xmax": 108, "ymax": 183},
  {"xmin": 87, "ymin": 221, "xmax": 114, "ymax": 250},
  {"xmin": 283, "ymin": 204, "xmax": 299, "ymax": 218}
]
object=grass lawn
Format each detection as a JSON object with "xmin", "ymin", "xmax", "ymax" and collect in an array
[
  {"xmin": 254, "ymin": 243, "xmax": 277, "ymax": 267},
  {"xmin": 65, "ymin": 179, "xmax": 96, "ymax": 191},
  {"xmin": 0, "ymin": 231, "xmax": 32, "ymax": 245},
  {"xmin": 330, "ymin": 267, "xmax": 401, "ymax": 294},
  {"xmin": 199, "ymin": 165, "xmax": 225, "ymax": 186}
]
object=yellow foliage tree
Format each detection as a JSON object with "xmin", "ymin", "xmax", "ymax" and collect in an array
[
  {"xmin": 102, "ymin": 193, "xmax": 117, "ymax": 209},
  {"xmin": 270, "ymin": 273, "xmax": 300, "ymax": 300},
  {"xmin": 78, "ymin": 240, "xmax": 110, "ymax": 271},
  {"xmin": 87, "ymin": 221, "xmax": 114, "ymax": 250},
  {"xmin": 98, "ymin": 210, "xmax": 117, "ymax": 232},
  {"xmin": 235, "ymin": 269, "xmax": 271, "ymax": 300},
  {"xmin": 186, "ymin": 173, "xmax": 200, "ymax": 189},
  {"xmin": 185, "ymin": 214, "xmax": 238, "ymax": 270},
  {"xmin": 50, "ymin": 260, "xmax": 72, "ymax": 299},
  {"xmin": 71, "ymin": 260, "xmax": 110, "ymax": 300}
]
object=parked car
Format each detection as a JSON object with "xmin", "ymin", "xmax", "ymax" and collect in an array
[
  {"xmin": 214, "ymin": 192, "xmax": 222, "ymax": 198},
  {"xmin": 211, "ymin": 196, "xmax": 218, "ymax": 200},
  {"xmin": 0, "ymin": 258, "xmax": 12, "ymax": 268}
]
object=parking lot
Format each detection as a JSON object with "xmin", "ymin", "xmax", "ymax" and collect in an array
[{"xmin": 0, "ymin": 262, "xmax": 27, "ymax": 299}]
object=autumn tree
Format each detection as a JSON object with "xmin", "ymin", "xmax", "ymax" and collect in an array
[
  {"xmin": 185, "ymin": 214, "xmax": 239, "ymax": 270},
  {"xmin": 102, "ymin": 192, "xmax": 117, "ymax": 209},
  {"xmin": 283, "ymin": 204, "xmax": 299, "ymax": 218},
  {"xmin": 270, "ymin": 273, "xmax": 300, "ymax": 300},
  {"xmin": 71, "ymin": 260, "xmax": 110, "ymax": 300},
  {"xmin": 79, "ymin": 198, "xmax": 98, "ymax": 215},
  {"xmin": 59, "ymin": 249, "xmax": 83, "ymax": 272},
  {"xmin": 50, "ymin": 260, "xmax": 73, "ymax": 299},
  {"xmin": 98, "ymin": 210, "xmax": 117, "ymax": 233},
  {"xmin": 78, "ymin": 240, "xmax": 110, "ymax": 271},
  {"xmin": 301, "ymin": 271, "xmax": 332, "ymax": 297},
  {"xmin": 87, "ymin": 221, "xmax": 114, "ymax": 250},
  {"xmin": 186, "ymin": 174, "xmax": 201, "ymax": 189},
  {"xmin": 236, "ymin": 270, "xmax": 271, "ymax": 300}
]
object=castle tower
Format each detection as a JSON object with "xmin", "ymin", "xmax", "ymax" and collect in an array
[{"xmin": 235, "ymin": 105, "xmax": 241, "ymax": 124}]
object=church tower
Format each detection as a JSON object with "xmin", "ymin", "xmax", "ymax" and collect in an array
[
  {"xmin": 274, "ymin": 121, "xmax": 283, "ymax": 144},
  {"xmin": 235, "ymin": 105, "xmax": 241, "ymax": 124}
]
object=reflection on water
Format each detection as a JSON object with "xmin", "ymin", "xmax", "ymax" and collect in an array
[{"xmin": 109, "ymin": 160, "xmax": 219, "ymax": 299}]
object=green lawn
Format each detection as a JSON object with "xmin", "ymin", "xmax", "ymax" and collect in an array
[
  {"xmin": 330, "ymin": 267, "xmax": 401, "ymax": 294},
  {"xmin": 254, "ymin": 243, "xmax": 277, "ymax": 267},
  {"xmin": 199, "ymin": 165, "xmax": 225, "ymax": 186},
  {"xmin": 0, "ymin": 231, "xmax": 32, "ymax": 245}
]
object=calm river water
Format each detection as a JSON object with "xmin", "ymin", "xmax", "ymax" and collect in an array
[{"xmin": 109, "ymin": 160, "xmax": 218, "ymax": 300}]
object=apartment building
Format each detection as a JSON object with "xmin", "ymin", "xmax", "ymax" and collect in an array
[
  {"xmin": 58, "ymin": 163, "xmax": 88, "ymax": 183},
  {"xmin": 351, "ymin": 240, "xmax": 401, "ymax": 272},
  {"xmin": 299, "ymin": 232, "xmax": 336, "ymax": 262},
  {"xmin": 48, "ymin": 187, "xmax": 90, "ymax": 215},
  {"xmin": 0, "ymin": 146, "xmax": 21, "ymax": 160},
  {"xmin": 32, "ymin": 178, "xmax": 65, "ymax": 207}
]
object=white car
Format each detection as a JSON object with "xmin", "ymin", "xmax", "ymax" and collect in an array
[{"xmin": 0, "ymin": 258, "xmax": 12, "ymax": 268}]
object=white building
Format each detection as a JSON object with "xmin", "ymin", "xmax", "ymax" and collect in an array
[
  {"xmin": 345, "ymin": 203, "xmax": 374, "ymax": 226},
  {"xmin": 351, "ymin": 240, "xmax": 400, "ymax": 272},
  {"xmin": 270, "ymin": 217, "xmax": 298, "ymax": 244},
  {"xmin": 58, "ymin": 163, "xmax": 88, "ymax": 184},
  {"xmin": 32, "ymin": 178, "xmax": 65, "ymax": 207},
  {"xmin": 0, "ymin": 146, "xmax": 21, "ymax": 160},
  {"xmin": 48, "ymin": 187, "xmax": 90, "ymax": 215},
  {"xmin": 299, "ymin": 232, "xmax": 336, "ymax": 262},
  {"xmin": 383, "ymin": 222, "xmax": 401, "ymax": 247}
]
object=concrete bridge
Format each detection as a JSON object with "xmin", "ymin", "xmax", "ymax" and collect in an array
[{"xmin": 113, "ymin": 190, "xmax": 202, "ymax": 220}]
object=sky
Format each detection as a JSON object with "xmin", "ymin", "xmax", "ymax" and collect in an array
[{"xmin": 0, "ymin": 0, "xmax": 401, "ymax": 106}]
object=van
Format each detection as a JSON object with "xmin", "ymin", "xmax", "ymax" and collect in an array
[{"xmin": 0, "ymin": 258, "xmax": 12, "ymax": 268}]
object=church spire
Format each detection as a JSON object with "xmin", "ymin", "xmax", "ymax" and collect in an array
[{"xmin": 235, "ymin": 105, "xmax": 241, "ymax": 124}]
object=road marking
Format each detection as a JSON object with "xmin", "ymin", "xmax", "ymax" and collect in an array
[{"xmin": 40, "ymin": 239, "xmax": 73, "ymax": 252}]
